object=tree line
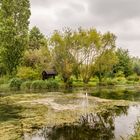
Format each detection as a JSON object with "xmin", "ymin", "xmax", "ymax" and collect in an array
[{"xmin": 0, "ymin": 0, "xmax": 139, "ymax": 85}]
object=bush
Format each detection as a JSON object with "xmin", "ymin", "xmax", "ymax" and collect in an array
[
  {"xmin": 115, "ymin": 71, "xmax": 125, "ymax": 77},
  {"xmin": 66, "ymin": 78, "xmax": 73, "ymax": 88},
  {"xmin": 17, "ymin": 67, "xmax": 39, "ymax": 80},
  {"xmin": 106, "ymin": 78, "xmax": 118, "ymax": 85},
  {"xmin": 0, "ymin": 76, "xmax": 9, "ymax": 85},
  {"xmin": 98, "ymin": 81, "xmax": 108, "ymax": 86},
  {"xmin": 115, "ymin": 77, "xmax": 127, "ymax": 84},
  {"xmin": 9, "ymin": 78, "xmax": 22, "ymax": 90},
  {"xmin": 30, "ymin": 79, "xmax": 59, "ymax": 90},
  {"xmin": 30, "ymin": 80, "xmax": 47, "ymax": 90},
  {"xmin": 127, "ymin": 74, "xmax": 139, "ymax": 81},
  {"xmin": 46, "ymin": 79, "xmax": 59, "ymax": 89},
  {"xmin": 21, "ymin": 81, "xmax": 32, "ymax": 90}
]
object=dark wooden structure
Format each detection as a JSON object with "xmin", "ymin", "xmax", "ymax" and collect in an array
[{"xmin": 42, "ymin": 70, "xmax": 57, "ymax": 80}]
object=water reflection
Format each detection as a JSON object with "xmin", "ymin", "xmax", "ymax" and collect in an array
[
  {"xmin": 91, "ymin": 86, "xmax": 140, "ymax": 101},
  {"xmin": 25, "ymin": 105, "xmax": 137, "ymax": 140}
]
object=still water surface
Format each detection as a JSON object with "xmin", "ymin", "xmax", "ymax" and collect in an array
[{"xmin": 24, "ymin": 90, "xmax": 140, "ymax": 140}]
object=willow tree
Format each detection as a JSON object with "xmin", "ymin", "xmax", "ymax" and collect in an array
[
  {"xmin": 71, "ymin": 29, "xmax": 117, "ymax": 84},
  {"xmin": 0, "ymin": 0, "xmax": 30, "ymax": 75},
  {"xmin": 93, "ymin": 32, "xmax": 118, "ymax": 82},
  {"xmin": 94, "ymin": 49, "xmax": 118, "ymax": 82},
  {"xmin": 50, "ymin": 29, "xmax": 75, "ymax": 84}
]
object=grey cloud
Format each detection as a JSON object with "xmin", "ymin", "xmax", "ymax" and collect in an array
[
  {"xmin": 88, "ymin": 0, "xmax": 140, "ymax": 21},
  {"xmin": 30, "ymin": 0, "xmax": 140, "ymax": 57},
  {"xmin": 30, "ymin": 0, "xmax": 55, "ymax": 7}
]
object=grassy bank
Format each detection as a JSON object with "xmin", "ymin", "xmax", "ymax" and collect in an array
[{"xmin": 1, "ymin": 76, "xmax": 140, "ymax": 92}]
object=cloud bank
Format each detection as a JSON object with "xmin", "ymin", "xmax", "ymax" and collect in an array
[{"xmin": 30, "ymin": 0, "xmax": 140, "ymax": 57}]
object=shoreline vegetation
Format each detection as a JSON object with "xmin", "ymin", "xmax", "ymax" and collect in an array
[{"xmin": 1, "ymin": 75, "xmax": 140, "ymax": 91}]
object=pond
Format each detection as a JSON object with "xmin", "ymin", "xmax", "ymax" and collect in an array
[
  {"xmin": 23, "ymin": 92, "xmax": 140, "ymax": 140},
  {"xmin": 0, "ymin": 86, "xmax": 140, "ymax": 140},
  {"xmin": 90, "ymin": 86, "xmax": 140, "ymax": 101}
]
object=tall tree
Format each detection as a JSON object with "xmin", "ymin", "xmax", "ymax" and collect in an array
[
  {"xmin": 78, "ymin": 28, "xmax": 101, "ymax": 83},
  {"xmin": 71, "ymin": 29, "xmax": 116, "ymax": 83},
  {"xmin": 50, "ymin": 29, "xmax": 75, "ymax": 84},
  {"xmin": 131, "ymin": 57, "xmax": 140, "ymax": 76},
  {"xmin": 0, "ymin": 0, "xmax": 30, "ymax": 75},
  {"xmin": 93, "ymin": 32, "xmax": 117, "ymax": 82},
  {"xmin": 113, "ymin": 48, "xmax": 133, "ymax": 77},
  {"xmin": 94, "ymin": 49, "xmax": 118, "ymax": 82},
  {"xmin": 29, "ymin": 26, "xmax": 47, "ymax": 50}
]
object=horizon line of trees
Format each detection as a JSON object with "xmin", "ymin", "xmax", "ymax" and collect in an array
[{"xmin": 0, "ymin": 0, "xmax": 140, "ymax": 85}]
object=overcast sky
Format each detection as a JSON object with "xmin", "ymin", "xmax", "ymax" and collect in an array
[{"xmin": 30, "ymin": 0, "xmax": 140, "ymax": 57}]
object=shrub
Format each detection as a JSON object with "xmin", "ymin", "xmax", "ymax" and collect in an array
[
  {"xmin": 115, "ymin": 77, "xmax": 127, "ymax": 84},
  {"xmin": 127, "ymin": 74, "xmax": 139, "ymax": 81},
  {"xmin": 106, "ymin": 78, "xmax": 118, "ymax": 85},
  {"xmin": 126, "ymin": 80, "xmax": 134, "ymax": 84},
  {"xmin": 30, "ymin": 80, "xmax": 47, "ymax": 90},
  {"xmin": 21, "ymin": 81, "xmax": 32, "ymax": 90},
  {"xmin": 98, "ymin": 81, "xmax": 108, "ymax": 86},
  {"xmin": 17, "ymin": 67, "xmax": 39, "ymax": 80},
  {"xmin": 73, "ymin": 81, "xmax": 83, "ymax": 87},
  {"xmin": 9, "ymin": 78, "xmax": 22, "ymax": 90},
  {"xmin": 67, "ymin": 78, "xmax": 73, "ymax": 87},
  {"xmin": 0, "ymin": 76, "xmax": 9, "ymax": 85},
  {"xmin": 30, "ymin": 79, "xmax": 59, "ymax": 90},
  {"xmin": 115, "ymin": 71, "xmax": 125, "ymax": 77},
  {"xmin": 46, "ymin": 79, "xmax": 59, "ymax": 89}
]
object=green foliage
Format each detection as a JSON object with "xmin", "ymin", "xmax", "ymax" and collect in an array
[
  {"xmin": 133, "ymin": 64, "xmax": 140, "ymax": 76},
  {"xmin": 115, "ymin": 77, "xmax": 127, "ymax": 84},
  {"xmin": 30, "ymin": 80, "xmax": 47, "ymax": 90},
  {"xmin": 0, "ymin": 76, "xmax": 9, "ymax": 85},
  {"xmin": 23, "ymin": 47, "xmax": 51, "ymax": 72},
  {"xmin": 50, "ymin": 29, "xmax": 75, "ymax": 83},
  {"xmin": 21, "ymin": 80, "xmax": 32, "ymax": 90},
  {"xmin": 9, "ymin": 78, "xmax": 22, "ymax": 90},
  {"xmin": 94, "ymin": 49, "xmax": 118, "ymax": 82},
  {"xmin": 75, "ymin": 28, "xmax": 101, "ymax": 83},
  {"xmin": 80, "ymin": 64, "xmax": 94, "ymax": 84},
  {"xmin": 51, "ymin": 28, "xmax": 117, "ymax": 84},
  {"xmin": 127, "ymin": 74, "xmax": 139, "ymax": 81},
  {"xmin": 65, "ymin": 78, "xmax": 73, "ymax": 88},
  {"xmin": 46, "ymin": 79, "xmax": 59, "ymax": 89},
  {"xmin": 23, "ymin": 50, "xmax": 40, "ymax": 68},
  {"xmin": 29, "ymin": 26, "xmax": 47, "ymax": 50},
  {"xmin": 115, "ymin": 71, "xmax": 125, "ymax": 77},
  {"xmin": 114, "ymin": 48, "xmax": 133, "ymax": 77},
  {"xmin": 0, "ymin": 0, "xmax": 31, "ymax": 74},
  {"xmin": 30, "ymin": 79, "xmax": 59, "ymax": 90},
  {"xmin": 16, "ymin": 66, "xmax": 39, "ymax": 80},
  {"xmin": 0, "ymin": 63, "xmax": 6, "ymax": 76},
  {"xmin": 78, "ymin": 30, "xmax": 116, "ymax": 83},
  {"xmin": 132, "ymin": 57, "xmax": 140, "ymax": 76},
  {"xmin": 106, "ymin": 78, "xmax": 118, "ymax": 85},
  {"xmin": 91, "ymin": 87, "xmax": 140, "ymax": 101},
  {"xmin": 98, "ymin": 78, "xmax": 118, "ymax": 86}
]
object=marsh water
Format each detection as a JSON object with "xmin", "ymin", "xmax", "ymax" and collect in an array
[{"xmin": 24, "ymin": 86, "xmax": 140, "ymax": 140}]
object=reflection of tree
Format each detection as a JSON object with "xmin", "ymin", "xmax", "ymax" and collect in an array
[
  {"xmin": 92, "ymin": 87, "xmax": 140, "ymax": 101},
  {"xmin": 35, "ymin": 106, "xmax": 129, "ymax": 140}
]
